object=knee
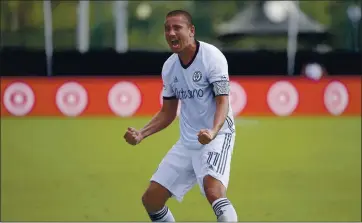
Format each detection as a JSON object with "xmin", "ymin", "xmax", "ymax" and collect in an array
[
  {"xmin": 203, "ymin": 175, "xmax": 226, "ymax": 204},
  {"xmin": 142, "ymin": 182, "xmax": 170, "ymax": 212},
  {"xmin": 141, "ymin": 190, "xmax": 150, "ymax": 207},
  {"xmin": 142, "ymin": 188, "xmax": 158, "ymax": 209}
]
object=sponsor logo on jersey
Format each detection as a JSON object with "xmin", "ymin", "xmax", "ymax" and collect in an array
[{"xmin": 175, "ymin": 88, "xmax": 204, "ymax": 100}]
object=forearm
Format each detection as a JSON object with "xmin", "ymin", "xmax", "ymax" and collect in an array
[
  {"xmin": 140, "ymin": 111, "xmax": 175, "ymax": 139},
  {"xmin": 212, "ymin": 98, "xmax": 229, "ymax": 134}
]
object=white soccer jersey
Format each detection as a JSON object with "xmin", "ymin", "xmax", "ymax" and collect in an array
[{"xmin": 162, "ymin": 40, "xmax": 235, "ymax": 149}]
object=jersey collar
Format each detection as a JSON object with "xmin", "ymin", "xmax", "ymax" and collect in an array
[{"xmin": 178, "ymin": 40, "xmax": 200, "ymax": 69}]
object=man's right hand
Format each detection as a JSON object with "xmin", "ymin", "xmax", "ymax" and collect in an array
[{"xmin": 124, "ymin": 127, "xmax": 144, "ymax": 146}]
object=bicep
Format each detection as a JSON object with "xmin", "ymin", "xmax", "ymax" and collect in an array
[
  {"xmin": 214, "ymin": 94, "xmax": 229, "ymax": 107},
  {"xmin": 161, "ymin": 97, "xmax": 178, "ymax": 116}
]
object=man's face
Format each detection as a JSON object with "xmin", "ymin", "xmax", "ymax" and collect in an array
[{"xmin": 164, "ymin": 15, "xmax": 195, "ymax": 53}]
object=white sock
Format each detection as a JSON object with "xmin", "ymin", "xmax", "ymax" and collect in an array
[
  {"xmin": 212, "ymin": 198, "xmax": 238, "ymax": 222},
  {"xmin": 148, "ymin": 206, "xmax": 175, "ymax": 222}
]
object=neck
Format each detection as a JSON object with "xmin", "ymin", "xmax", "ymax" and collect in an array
[{"xmin": 179, "ymin": 39, "xmax": 197, "ymax": 65}]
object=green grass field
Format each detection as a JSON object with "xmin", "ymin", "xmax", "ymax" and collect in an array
[{"xmin": 1, "ymin": 116, "xmax": 361, "ymax": 222}]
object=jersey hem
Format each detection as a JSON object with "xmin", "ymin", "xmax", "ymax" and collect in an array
[{"xmin": 163, "ymin": 96, "xmax": 177, "ymax": 100}]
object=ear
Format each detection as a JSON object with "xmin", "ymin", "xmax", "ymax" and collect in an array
[{"xmin": 190, "ymin": 25, "xmax": 195, "ymax": 37}]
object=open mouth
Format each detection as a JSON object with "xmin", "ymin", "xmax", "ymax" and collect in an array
[{"xmin": 171, "ymin": 39, "xmax": 180, "ymax": 48}]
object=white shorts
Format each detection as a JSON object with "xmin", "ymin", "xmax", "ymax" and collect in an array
[{"xmin": 150, "ymin": 133, "xmax": 235, "ymax": 202}]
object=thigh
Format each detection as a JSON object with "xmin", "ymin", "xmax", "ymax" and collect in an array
[
  {"xmin": 192, "ymin": 133, "xmax": 235, "ymax": 195},
  {"xmin": 150, "ymin": 141, "xmax": 197, "ymax": 202}
]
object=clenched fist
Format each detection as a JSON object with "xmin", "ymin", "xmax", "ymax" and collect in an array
[
  {"xmin": 124, "ymin": 127, "xmax": 143, "ymax": 145},
  {"xmin": 197, "ymin": 129, "xmax": 216, "ymax": 145}
]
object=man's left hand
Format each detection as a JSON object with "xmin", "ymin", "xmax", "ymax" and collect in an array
[{"xmin": 197, "ymin": 129, "xmax": 216, "ymax": 145}]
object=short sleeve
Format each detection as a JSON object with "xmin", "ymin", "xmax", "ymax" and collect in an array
[
  {"xmin": 161, "ymin": 62, "xmax": 176, "ymax": 99},
  {"xmin": 162, "ymin": 79, "xmax": 176, "ymax": 99},
  {"xmin": 207, "ymin": 52, "xmax": 230, "ymax": 96},
  {"xmin": 207, "ymin": 52, "xmax": 229, "ymax": 84}
]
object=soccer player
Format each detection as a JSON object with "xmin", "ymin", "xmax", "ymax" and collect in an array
[{"xmin": 123, "ymin": 9, "xmax": 237, "ymax": 222}]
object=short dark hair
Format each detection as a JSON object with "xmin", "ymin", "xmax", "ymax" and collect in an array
[{"xmin": 166, "ymin": 10, "xmax": 193, "ymax": 26}]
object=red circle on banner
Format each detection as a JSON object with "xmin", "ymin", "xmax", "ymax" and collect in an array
[
  {"xmin": 108, "ymin": 81, "xmax": 142, "ymax": 117},
  {"xmin": 324, "ymin": 81, "xmax": 349, "ymax": 116},
  {"xmin": 229, "ymin": 81, "xmax": 247, "ymax": 116},
  {"xmin": 267, "ymin": 81, "xmax": 299, "ymax": 116},
  {"xmin": 3, "ymin": 82, "xmax": 35, "ymax": 116},
  {"xmin": 56, "ymin": 82, "xmax": 88, "ymax": 116}
]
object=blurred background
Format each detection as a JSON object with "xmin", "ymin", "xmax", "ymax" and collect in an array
[
  {"xmin": 0, "ymin": 0, "xmax": 361, "ymax": 76},
  {"xmin": 1, "ymin": 0, "xmax": 361, "ymax": 50},
  {"xmin": 1, "ymin": 0, "xmax": 361, "ymax": 222}
]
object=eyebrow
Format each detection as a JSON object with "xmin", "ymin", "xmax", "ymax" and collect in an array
[{"xmin": 164, "ymin": 23, "xmax": 184, "ymax": 28}]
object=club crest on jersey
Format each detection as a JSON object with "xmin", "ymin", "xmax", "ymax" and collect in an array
[{"xmin": 192, "ymin": 71, "xmax": 202, "ymax": 82}]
